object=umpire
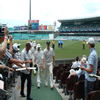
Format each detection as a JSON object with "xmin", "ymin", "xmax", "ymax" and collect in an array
[{"xmin": 20, "ymin": 43, "xmax": 33, "ymax": 100}]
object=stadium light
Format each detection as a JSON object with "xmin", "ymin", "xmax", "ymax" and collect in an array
[{"xmin": 29, "ymin": 0, "xmax": 31, "ymax": 20}]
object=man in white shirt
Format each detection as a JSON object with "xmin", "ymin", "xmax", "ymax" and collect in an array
[
  {"xmin": 71, "ymin": 56, "xmax": 81, "ymax": 69},
  {"xmin": 34, "ymin": 44, "xmax": 44, "ymax": 88},
  {"xmin": 20, "ymin": 43, "xmax": 33, "ymax": 100},
  {"xmin": 42, "ymin": 41, "xmax": 55, "ymax": 89}
]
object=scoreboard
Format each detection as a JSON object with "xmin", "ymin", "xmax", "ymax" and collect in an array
[{"xmin": 28, "ymin": 20, "xmax": 39, "ymax": 30}]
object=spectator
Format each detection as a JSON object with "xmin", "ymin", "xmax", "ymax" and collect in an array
[
  {"xmin": 13, "ymin": 44, "xmax": 20, "ymax": 60},
  {"xmin": 0, "ymin": 26, "xmax": 9, "ymax": 58},
  {"xmin": 52, "ymin": 40, "xmax": 55, "ymax": 50},
  {"xmin": 69, "ymin": 56, "xmax": 87, "ymax": 78},
  {"xmin": 71, "ymin": 56, "xmax": 81, "ymax": 69},
  {"xmin": 42, "ymin": 41, "xmax": 55, "ymax": 89},
  {"xmin": 80, "ymin": 37, "xmax": 98, "ymax": 100},
  {"xmin": 69, "ymin": 37, "xmax": 98, "ymax": 100},
  {"xmin": 8, "ymin": 35, "xmax": 13, "ymax": 54}
]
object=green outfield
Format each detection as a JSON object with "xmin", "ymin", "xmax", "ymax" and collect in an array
[{"xmin": 13, "ymin": 40, "xmax": 100, "ymax": 59}]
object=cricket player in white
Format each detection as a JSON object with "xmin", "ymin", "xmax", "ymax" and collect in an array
[
  {"xmin": 34, "ymin": 44, "xmax": 43, "ymax": 88},
  {"xmin": 42, "ymin": 41, "xmax": 55, "ymax": 89},
  {"xmin": 29, "ymin": 43, "xmax": 37, "ymax": 75}
]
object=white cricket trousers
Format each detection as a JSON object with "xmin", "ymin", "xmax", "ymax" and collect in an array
[
  {"xmin": 37, "ymin": 65, "xmax": 42, "ymax": 84},
  {"xmin": 45, "ymin": 62, "xmax": 53, "ymax": 87}
]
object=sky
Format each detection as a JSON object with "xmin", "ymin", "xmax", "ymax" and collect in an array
[{"xmin": 0, "ymin": 0, "xmax": 100, "ymax": 28}]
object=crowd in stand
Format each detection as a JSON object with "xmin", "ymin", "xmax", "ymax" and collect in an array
[
  {"xmin": 60, "ymin": 24, "xmax": 100, "ymax": 31},
  {"xmin": 0, "ymin": 27, "xmax": 34, "ymax": 100}
]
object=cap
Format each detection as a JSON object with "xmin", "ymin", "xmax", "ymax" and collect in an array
[
  {"xmin": 46, "ymin": 41, "xmax": 50, "ymax": 45},
  {"xmin": 86, "ymin": 37, "xmax": 95, "ymax": 44},
  {"xmin": 14, "ymin": 43, "xmax": 21, "ymax": 46},
  {"xmin": 13, "ymin": 45, "xmax": 20, "ymax": 52},
  {"xmin": 37, "ymin": 44, "xmax": 41, "ymax": 48}
]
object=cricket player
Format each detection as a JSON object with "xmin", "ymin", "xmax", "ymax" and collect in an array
[
  {"xmin": 42, "ymin": 41, "xmax": 55, "ymax": 89},
  {"xmin": 29, "ymin": 43, "xmax": 37, "ymax": 75},
  {"xmin": 34, "ymin": 44, "xmax": 44, "ymax": 88}
]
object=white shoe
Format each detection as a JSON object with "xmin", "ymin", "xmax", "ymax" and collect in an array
[
  {"xmin": 45, "ymin": 82, "xmax": 48, "ymax": 87},
  {"xmin": 37, "ymin": 83, "xmax": 40, "ymax": 88},
  {"xmin": 34, "ymin": 70, "xmax": 36, "ymax": 75}
]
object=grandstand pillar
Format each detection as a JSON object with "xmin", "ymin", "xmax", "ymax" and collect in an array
[
  {"xmin": 54, "ymin": 21, "xmax": 56, "ymax": 31},
  {"xmin": 29, "ymin": 0, "xmax": 31, "ymax": 20}
]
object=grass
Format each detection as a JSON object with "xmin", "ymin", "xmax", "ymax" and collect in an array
[{"xmin": 13, "ymin": 40, "xmax": 100, "ymax": 59}]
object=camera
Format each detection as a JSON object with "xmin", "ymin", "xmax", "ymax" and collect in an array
[{"xmin": 0, "ymin": 26, "xmax": 4, "ymax": 37}]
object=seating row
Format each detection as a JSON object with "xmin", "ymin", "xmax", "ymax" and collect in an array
[{"xmin": 53, "ymin": 63, "xmax": 100, "ymax": 100}]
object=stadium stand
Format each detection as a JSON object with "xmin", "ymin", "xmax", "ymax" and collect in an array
[
  {"xmin": 13, "ymin": 37, "xmax": 20, "ymax": 40},
  {"xmin": 58, "ymin": 17, "xmax": 100, "ymax": 32},
  {"xmin": 8, "ymin": 27, "xmax": 14, "ymax": 32},
  {"xmin": 41, "ymin": 34, "xmax": 49, "ymax": 39},
  {"xmin": 29, "ymin": 34, "xmax": 36, "ymax": 39},
  {"xmin": 58, "ymin": 16, "xmax": 100, "ymax": 42},
  {"xmin": 14, "ymin": 33, "xmax": 21, "ymax": 37},
  {"xmin": 21, "ymin": 33, "xmax": 29, "ymax": 37},
  {"xmin": 35, "ymin": 34, "xmax": 43, "ymax": 39}
]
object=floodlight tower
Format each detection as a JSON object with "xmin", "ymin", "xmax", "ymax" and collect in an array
[
  {"xmin": 29, "ymin": 0, "xmax": 31, "ymax": 20},
  {"xmin": 54, "ymin": 21, "xmax": 56, "ymax": 31},
  {"xmin": 29, "ymin": 0, "xmax": 32, "ymax": 34}
]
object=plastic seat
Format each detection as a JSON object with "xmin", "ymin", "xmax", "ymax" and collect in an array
[
  {"xmin": 87, "ymin": 91, "xmax": 100, "ymax": 100},
  {"xmin": 56, "ymin": 68, "xmax": 66, "ymax": 81},
  {"xmin": 79, "ymin": 74, "xmax": 85, "ymax": 81},
  {"xmin": 66, "ymin": 75, "xmax": 78, "ymax": 100},
  {"xmin": 53, "ymin": 66, "xmax": 60, "ymax": 78},
  {"xmin": 60, "ymin": 71, "xmax": 70, "ymax": 94},
  {"xmin": 56, "ymin": 68, "xmax": 65, "ymax": 89},
  {"xmin": 93, "ymin": 79, "xmax": 100, "ymax": 91},
  {"xmin": 74, "ymin": 80, "xmax": 84, "ymax": 99}
]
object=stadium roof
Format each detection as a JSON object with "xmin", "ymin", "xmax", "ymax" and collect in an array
[{"xmin": 58, "ymin": 16, "xmax": 100, "ymax": 23}]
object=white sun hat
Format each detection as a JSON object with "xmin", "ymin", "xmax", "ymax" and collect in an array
[
  {"xmin": 81, "ymin": 57, "xmax": 86, "ymax": 63},
  {"xmin": 37, "ymin": 44, "xmax": 41, "ymax": 48},
  {"xmin": 13, "ymin": 45, "xmax": 20, "ymax": 51},
  {"xmin": 86, "ymin": 37, "xmax": 95, "ymax": 44}
]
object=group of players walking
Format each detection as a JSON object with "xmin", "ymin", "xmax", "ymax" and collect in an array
[{"xmin": 20, "ymin": 40, "xmax": 55, "ymax": 100}]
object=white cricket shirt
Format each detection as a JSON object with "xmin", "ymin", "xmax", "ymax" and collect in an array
[
  {"xmin": 43, "ymin": 47, "xmax": 55, "ymax": 63},
  {"xmin": 34, "ymin": 50, "xmax": 43, "ymax": 65}
]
